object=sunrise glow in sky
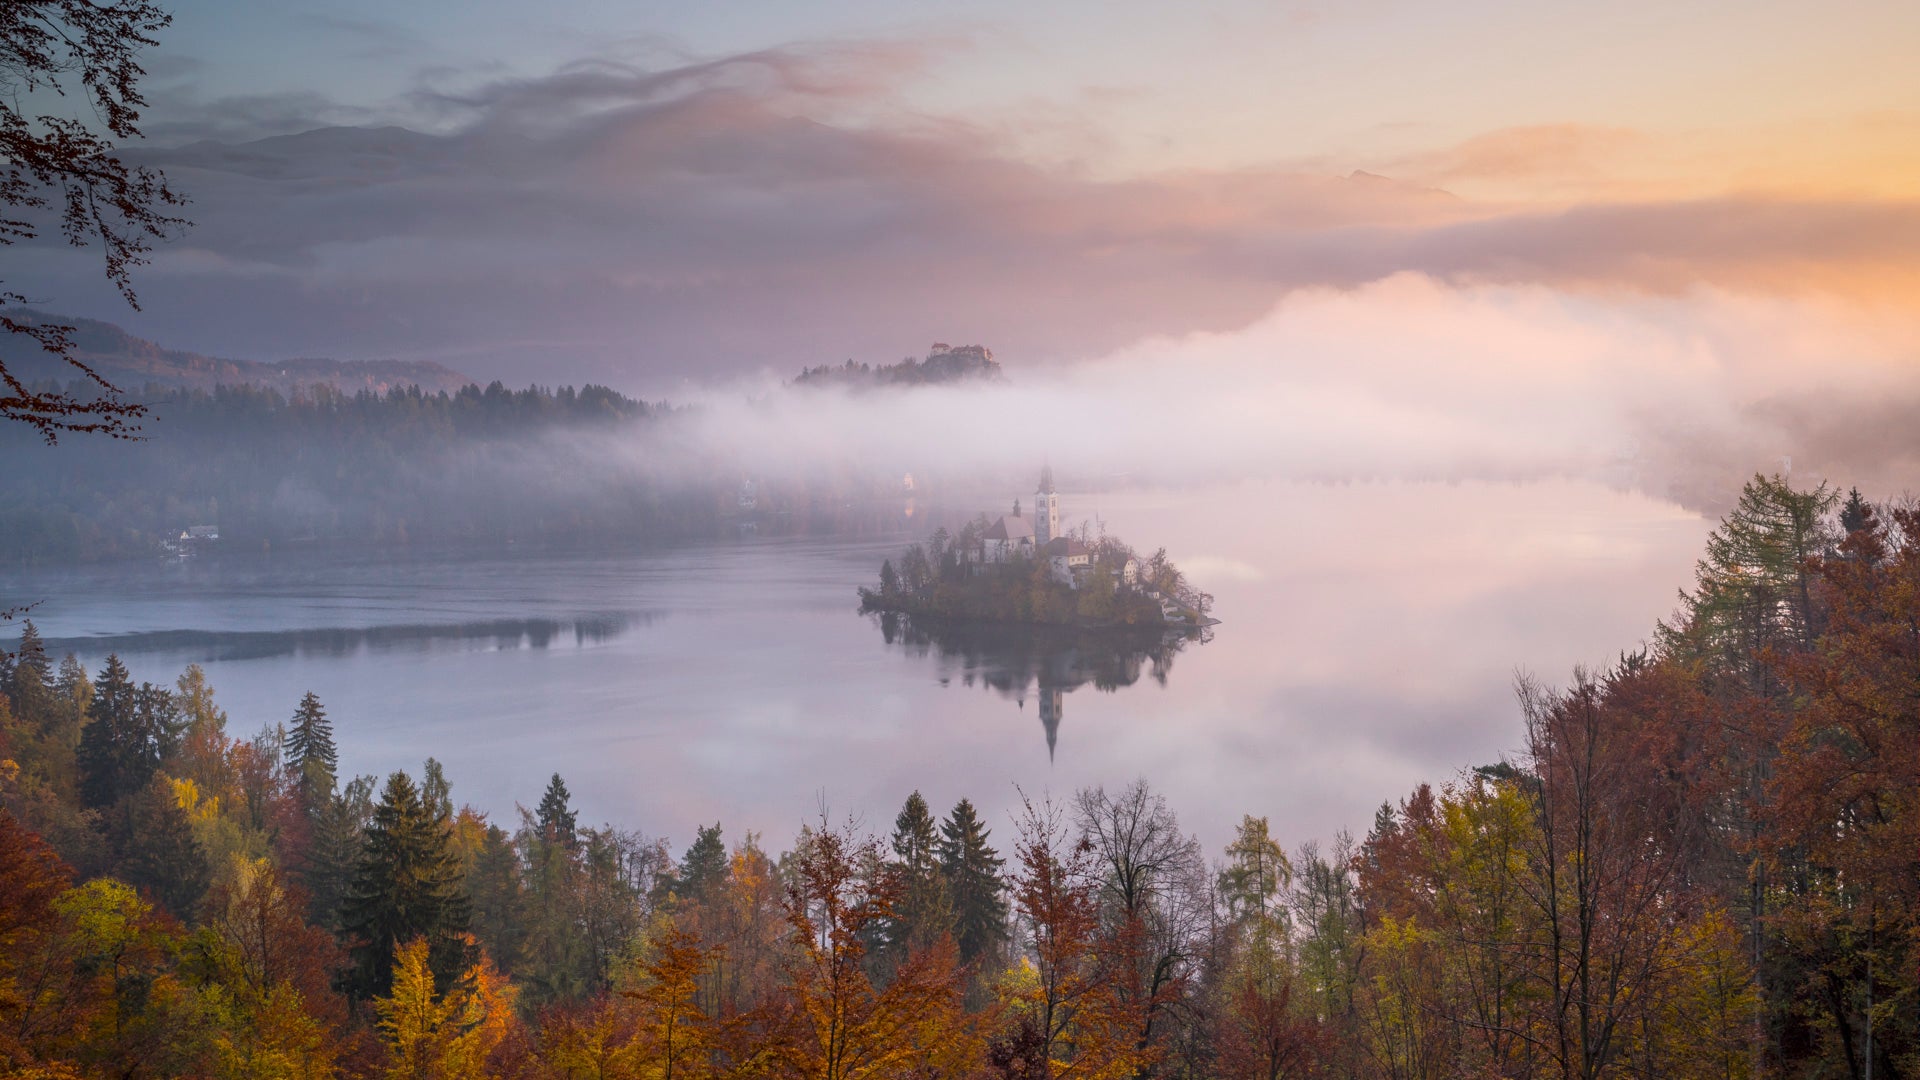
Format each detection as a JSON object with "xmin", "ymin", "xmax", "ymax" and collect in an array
[{"xmin": 9, "ymin": 0, "xmax": 1918, "ymax": 391}]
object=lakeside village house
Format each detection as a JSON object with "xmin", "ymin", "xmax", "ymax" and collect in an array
[{"xmin": 972, "ymin": 467, "xmax": 1141, "ymax": 590}]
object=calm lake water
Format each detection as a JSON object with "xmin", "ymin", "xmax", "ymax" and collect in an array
[{"xmin": 2, "ymin": 480, "xmax": 1709, "ymax": 854}]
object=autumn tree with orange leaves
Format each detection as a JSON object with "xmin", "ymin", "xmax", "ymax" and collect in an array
[
  {"xmin": 1001, "ymin": 792, "xmax": 1143, "ymax": 1080},
  {"xmin": 772, "ymin": 816, "xmax": 969, "ymax": 1080}
]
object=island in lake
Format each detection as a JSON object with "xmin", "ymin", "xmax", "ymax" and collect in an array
[{"xmin": 859, "ymin": 466, "xmax": 1214, "ymax": 627}]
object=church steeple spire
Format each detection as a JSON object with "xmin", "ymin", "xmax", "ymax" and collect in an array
[{"xmin": 1035, "ymin": 463, "xmax": 1059, "ymax": 545}]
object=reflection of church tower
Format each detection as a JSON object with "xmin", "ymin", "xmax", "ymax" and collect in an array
[
  {"xmin": 1038, "ymin": 685, "xmax": 1063, "ymax": 761},
  {"xmin": 1035, "ymin": 465, "xmax": 1059, "ymax": 546}
]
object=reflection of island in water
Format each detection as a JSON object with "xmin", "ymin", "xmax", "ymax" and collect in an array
[{"xmin": 873, "ymin": 613, "xmax": 1209, "ymax": 759}]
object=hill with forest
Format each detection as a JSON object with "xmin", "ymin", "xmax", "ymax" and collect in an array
[
  {"xmin": 0, "ymin": 376, "xmax": 930, "ymax": 564},
  {"xmin": 0, "ymin": 311, "xmax": 473, "ymax": 395},
  {"xmin": 793, "ymin": 343, "xmax": 1003, "ymax": 389},
  {"xmin": 0, "ymin": 380, "xmax": 693, "ymax": 563}
]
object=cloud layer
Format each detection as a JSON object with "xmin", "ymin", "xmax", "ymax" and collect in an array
[
  {"xmin": 641, "ymin": 275, "xmax": 1920, "ymax": 512},
  {"xmin": 5, "ymin": 44, "xmax": 1914, "ymax": 391}
]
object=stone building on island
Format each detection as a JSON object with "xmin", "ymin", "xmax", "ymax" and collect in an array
[{"xmin": 969, "ymin": 466, "xmax": 1139, "ymax": 590}]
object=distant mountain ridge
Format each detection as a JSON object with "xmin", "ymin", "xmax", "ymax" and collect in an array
[{"xmin": 0, "ymin": 311, "xmax": 473, "ymax": 395}]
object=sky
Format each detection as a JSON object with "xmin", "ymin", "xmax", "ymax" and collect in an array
[{"xmin": 5, "ymin": 0, "xmax": 1918, "ymax": 394}]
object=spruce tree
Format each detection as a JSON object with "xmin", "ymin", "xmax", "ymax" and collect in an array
[
  {"xmin": 1840, "ymin": 486, "xmax": 1872, "ymax": 536},
  {"xmin": 10, "ymin": 620, "xmax": 51, "ymax": 693},
  {"xmin": 77, "ymin": 655, "xmax": 146, "ymax": 809},
  {"xmin": 121, "ymin": 774, "xmax": 210, "ymax": 919},
  {"xmin": 938, "ymin": 798, "xmax": 1007, "ymax": 968},
  {"xmin": 535, "ymin": 773, "xmax": 578, "ymax": 848},
  {"xmin": 888, "ymin": 791, "xmax": 950, "ymax": 955},
  {"xmin": 522, "ymin": 772, "xmax": 587, "ymax": 1002},
  {"xmin": 339, "ymin": 770, "xmax": 472, "ymax": 999},
  {"xmin": 468, "ymin": 821, "xmax": 530, "ymax": 976},
  {"xmin": 286, "ymin": 691, "xmax": 338, "ymax": 808},
  {"xmin": 2, "ymin": 620, "xmax": 54, "ymax": 711},
  {"xmin": 304, "ymin": 773, "xmax": 374, "ymax": 933}
]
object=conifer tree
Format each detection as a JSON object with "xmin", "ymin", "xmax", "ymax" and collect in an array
[
  {"xmin": 3, "ymin": 619, "xmax": 52, "ymax": 697},
  {"xmin": 1839, "ymin": 486, "xmax": 1872, "ymax": 535},
  {"xmin": 77, "ymin": 654, "xmax": 148, "ymax": 809},
  {"xmin": 304, "ymin": 773, "xmax": 374, "ymax": 932},
  {"xmin": 535, "ymin": 773, "xmax": 578, "ymax": 848},
  {"xmin": 467, "ymin": 821, "xmax": 529, "ymax": 976},
  {"xmin": 1660, "ymin": 472, "xmax": 1838, "ymax": 674},
  {"xmin": 56, "ymin": 653, "xmax": 90, "ymax": 708},
  {"xmin": 421, "ymin": 757, "xmax": 454, "ymax": 824},
  {"xmin": 522, "ymin": 773, "xmax": 588, "ymax": 1004},
  {"xmin": 888, "ymin": 791, "xmax": 951, "ymax": 956},
  {"xmin": 938, "ymin": 798, "xmax": 1007, "ymax": 969},
  {"xmin": 340, "ymin": 770, "xmax": 472, "ymax": 998},
  {"xmin": 120, "ymin": 774, "xmax": 209, "ymax": 919},
  {"xmin": 678, "ymin": 823, "xmax": 727, "ymax": 903},
  {"xmin": 285, "ymin": 691, "xmax": 337, "ymax": 808}
]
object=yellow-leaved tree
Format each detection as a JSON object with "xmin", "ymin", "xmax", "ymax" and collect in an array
[{"xmin": 375, "ymin": 937, "xmax": 518, "ymax": 1080}]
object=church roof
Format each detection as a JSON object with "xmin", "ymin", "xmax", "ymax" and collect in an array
[
  {"xmin": 1042, "ymin": 537, "xmax": 1090, "ymax": 557},
  {"xmin": 1037, "ymin": 464, "xmax": 1056, "ymax": 494},
  {"xmin": 983, "ymin": 515, "xmax": 1034, "ymax": 541}
]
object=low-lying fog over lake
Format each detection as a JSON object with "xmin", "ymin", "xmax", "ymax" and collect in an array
[{"xmin": 5, "ymin": 478, "xmax": 1708, "ymax": 849}]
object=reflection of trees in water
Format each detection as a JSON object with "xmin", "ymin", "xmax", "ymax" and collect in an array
[
  {"xmin": 44, "ymin": 614, "xmax": 644, "ymax": 663},
  {"xmin": 874, "ymin": 613, "xmax": 1208, "ymax": 759}
]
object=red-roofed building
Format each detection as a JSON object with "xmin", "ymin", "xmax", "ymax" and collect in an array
[{"xmin": 1042, "ymin": 536, "xmax": 1092, "ymax": 583}]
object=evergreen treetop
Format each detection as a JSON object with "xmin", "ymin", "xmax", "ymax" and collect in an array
[
  {"xmin": 939, "ymin": 797, "xmax": 1007, "ymax": 967},
  {"xmin": 286, "ymin": 690, "xmax": 338, "ymax": 804},
  {"xmin": 8, "ymin": 620, "xmax": 52, "ymax": 691},
  {"xmin": 888, "ymin": 791, "xmax": 951, "ymax": 956},
  {"xmin": 339, "ymin": 769, "xmax": 472, "ymax": 998},
  {"xmin": 535, "ymin": 773, "xmax": 578, "ymax": 848},
  {"xmin": 77, "ymin": 654, "xmax": 149, "ymax": 809},
  {"xmin": 677, "ymin": 823, "xmax": 727, "ymax": 902}
]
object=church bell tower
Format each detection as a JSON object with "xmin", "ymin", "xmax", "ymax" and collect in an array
[{"xmin": 1036, "ymin": 465, "xmax": 1059, "ymax": 546}]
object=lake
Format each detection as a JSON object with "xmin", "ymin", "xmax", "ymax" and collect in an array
[{"xmin": 1, "ymin": 479, "xmax": 1710, "ymax": 855}]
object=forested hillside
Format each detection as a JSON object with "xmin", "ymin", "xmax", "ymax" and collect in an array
[
  {"xmin": 0, "ymin": 475, "xmax": 1913, "ymax": 1079},
  {"xmin": 0, "ymin": 381, "xmax": 711, "ymax": 563},
  {"xmin": 0, "ymin": 378, "xmax": 947, "ymax": 565},
  {"xmin": 792, "ymin": 344, "xmax": 1003, "ymax": 389},
  {"xmin": 0, "ymin": 312, "xmax": 474, "ymax": 395}
]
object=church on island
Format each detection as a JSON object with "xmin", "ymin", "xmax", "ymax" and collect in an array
[{"xmin": 971, "ymin": 467, "xmax": 1136, "ymax": 589}]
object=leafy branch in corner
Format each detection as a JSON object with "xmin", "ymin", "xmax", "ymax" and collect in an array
[{"xmin": 1, "ymin": 0, "xmax": 189, "ymax": 442}]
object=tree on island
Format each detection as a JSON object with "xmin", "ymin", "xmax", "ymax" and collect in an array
[
  {"xmin": 861, "ymin": 522, "xmax": 1205, "ymax": 627},
  {"xmin": 1, "ymin": 0, "xmax": 190, "ymax": 441}
]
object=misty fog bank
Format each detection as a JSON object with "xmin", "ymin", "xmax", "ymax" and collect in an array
[{"xmin": 636, "ymin": 275, "xmax": 1920, "ymax": 514}]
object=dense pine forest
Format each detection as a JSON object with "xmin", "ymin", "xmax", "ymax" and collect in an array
[{"xmin": 0, "ymin": 474, "xmax": 1914, "ymax": 1079}]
